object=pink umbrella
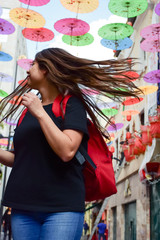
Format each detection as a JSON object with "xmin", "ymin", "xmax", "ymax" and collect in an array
[
  {"xmin": 143, "ymin": 70, "xmax": 160, "ymax": 83},
  {"xmin": 82, "ymin": 88, "xmax": 99, "ymax": 95},
  {"xmin": 140, "ymin": 39, "xmax": 160, "ymax": 52},
  {"xmin": 140, "ymin": 23, "xmax": 160, "ymax": 40},
  {"xmin": 155, "ymin": 2, "xmax": 160, "ymax": 16},
  {"xmin": 22, "ymin": 27, "xmax": 54, "ymax": 42},
  {"xmin": 0, "ymin": 18, "xmax": 15, "ymax": 35},
  {"xmin": 19, "ymin": 0, "xmax": 50, "ymax": 6},
  {"xmin": 54, "ymin": 18, "xmax": 90, "ymax": 36},
  {"xmin": 17, "ymin": 59, "xmax": 33, "ymax": 71}
]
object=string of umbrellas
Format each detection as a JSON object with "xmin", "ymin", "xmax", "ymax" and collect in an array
[{"xmin": 0, "ymin": 0, "xmax": 159, "ymax": 148}]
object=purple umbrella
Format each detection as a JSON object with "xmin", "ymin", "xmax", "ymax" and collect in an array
[
  {"xmin": 107, "ymin": 123, "xmax": 124, "ymax": 132},
  {"xmin": 155, "ymin": 2, "xmax": 160, "ymax": 16},
  {"xmin": 143, "ymin": 70, "xmax": 160, "ymax": 83},
  {"xmin": 0, "ymin": 7, "xmax": 2, "ymax": 17},
  {"xmin": 0, "ymin": 18, "xmax": 15, "ymax": 35},
  {"xmin": 0, "ymin": 72, "xmax": 13, "ymax": 82}
]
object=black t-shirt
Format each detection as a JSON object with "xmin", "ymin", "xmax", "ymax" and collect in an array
[{"xmin": 2, "ymin": 96, "xmax": 88, "ymax": 212}]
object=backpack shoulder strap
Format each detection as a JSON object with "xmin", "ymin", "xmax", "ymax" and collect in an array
[
  {"xmin": 17, "ymin": 108, "xmax": 28, "ymax": 126},
  {"xmin": 52, "ymin": 94, "xmax": 72, "ymax": 119}
]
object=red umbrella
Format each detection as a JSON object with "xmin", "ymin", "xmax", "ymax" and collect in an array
[
  {"xmin": 22, "ymin": 27, "xmax": 54, "ymax": 42},
  {"xmin": 122, "ymin": 97, "xmax": 143, "ymax": 105},
  {"xmin": 19, "ymin": 0, "xmax": 50, "ymax": 6},
  {"xmin": 115, "ymin": 71, "xmax": 139, "ymax": 81},
  {"xmin": 54, "ymin": 18, "xmax": 90, "ymax": 36}
]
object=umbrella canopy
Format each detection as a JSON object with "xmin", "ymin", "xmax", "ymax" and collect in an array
[
  {"xmin": 98, "ymin": 23, "xmax": 134, "ymax": 40},
  {"xmin": 82, "ymin": 88, "xmax": 99, "ymax": 95},
  {"xmin": 22, "ymin": 27, "xmax": 54, "ymax": 42},
  {"xmin": 155, "ymin": 2, "xmax": 160, "ymax": 16},
  {"xmin": 0, "ymin": 18, "xmax": 15, "ymax": 35},
  {"xmin": 0, "ymin": 51, "xmax": 12, "ymax": 61},
  {"xmin": 122, "ymin": 110, "xmax": 140, "ymax": 116},
  {"xmin": 138, "ymin": 85, "xmax": 158, "ymax": 95},
  {"xmin": 54, "ymin": 18, "xmax": 90, "ymax": 36},
  {"xmin": 62, "ymin": 33, "xmax": 94, "ymax": 46},
  {"xmin": 19, "ymin": 0, "xmax": 50, "ymax": 6},
  {"xmin": 0, "ymin": 89, "xmax": 8, "ymax": 98},
  {"xmin": 107, "ymin": 123, "xmax": 124, "ymax": 132},
  {"xmin": 140, "ymin": 39, "xmax": 160, "ymax": 52},
  {"xmin": 115, "ymin": 71, "xmax": 139, "ymax": 81},
  {"xmin": 108, "ymin": 0, "xmax": 148, "ymax": 18},
  {"xmin": 18, "ymin": 79, "xmax": 28, "ymax": 86},
  {"xmin": 140, "ymin": 23, "xmax": 160, "ymax": 40},
  {"xmin": 0, "ymin": 6, "xmax": 2, "ymax": 17},
  {"xmin": 143, "ymin": 70, "xmax": 160, "ymax": 83},
  {"xmin": 0, "ymin": 73, "xmax": 13, "ymax": 82},
  {"xmin": 0, "ymin": 138, "xmax": 8, "ymax": 146},
  {"xmin": 4, "ymin": 119, "xmax": 18, "ymax": 126},
  {"xmin": 101, "ymin": 37, "xmax": 133, "ymax": 50},
  {"xmin": 102, "ymin": 108, "xmax": 118, "ymax": 116},
  {"xmin": 9, "ymin": 96, "xmax": 22, "ymax": 105},
  {"xmin": 9, "ymin": 8, "xmax": 45, "ymax": 28},
  {"xmin": 17, "ymin": 59, "xmax": 33, "ymax": 71},
  {"xmin": 122, "ymin": 97, "xmax": 143, "ymax": 105},
  {"xmin": 60, "ymin": 0, "xmax": 99, "ymax": 14}
]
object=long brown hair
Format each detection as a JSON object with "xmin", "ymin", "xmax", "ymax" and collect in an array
[{"xmin": 0, "ymin": 48, "xmax": 142, "ymax": 137}]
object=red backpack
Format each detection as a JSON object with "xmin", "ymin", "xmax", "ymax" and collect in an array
[{"xmin": 18, "ymin": 94, "xmax": 117, "ymax": 202}]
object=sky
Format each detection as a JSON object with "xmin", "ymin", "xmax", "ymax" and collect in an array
[{"xmin": 21, "ymin": 0, "xmax": 126, "ymax": 61}]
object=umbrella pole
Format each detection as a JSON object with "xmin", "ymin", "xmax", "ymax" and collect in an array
[{"xmin": 76, "ymin": 2, "xmax": 80, "ymax": 19}]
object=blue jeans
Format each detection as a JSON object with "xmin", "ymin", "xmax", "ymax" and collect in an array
[
  {"xmin": 98, "ymin": 233, "xmax": 105, "ymax": 240},
  {"xmin": 11, "ymin": 209, "xmax": 84, "ymax": 240}
]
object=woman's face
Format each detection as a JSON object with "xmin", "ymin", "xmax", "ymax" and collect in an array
[{"xmin": 26, "ymin": 60, "xmax": 46, "ymax": 89}]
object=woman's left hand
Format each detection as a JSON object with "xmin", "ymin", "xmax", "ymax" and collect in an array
[{"xmin": 22, "ymin": 92, "xmax": 45, "ymax": 118}]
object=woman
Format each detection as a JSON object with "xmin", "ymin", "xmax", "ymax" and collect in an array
[{"xmin": 0, "ymin": 48, "xmax": 141, "ymax": 240}]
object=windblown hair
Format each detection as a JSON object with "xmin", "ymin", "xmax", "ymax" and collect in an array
[{"xmin": 0, "ymin": 47, "xmax": 142, "ymax": 137}]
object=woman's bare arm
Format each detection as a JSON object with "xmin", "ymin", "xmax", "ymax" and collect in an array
[{"xmin": 0, "ymin": 149, "xmax": 15, "ymax": 167}]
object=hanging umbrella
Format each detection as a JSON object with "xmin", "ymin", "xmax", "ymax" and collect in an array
[
  {"xmin": 140, "ymin": 39, "xmax": 160, "ymax": 52},
  {"xmin": 138, "ymin": 85, "xmax": 158, "ymax": 95},
  {"xmin": 9, "ymin": 96, "xmax": 22, "ymax": 105},
  {"xmin": 0, "ymin": 138, "xmax": 8, "ymax": 146},
  {"xmin": 9, "ymin": 8, "xmax": 45, "ymax": 28},
  {"xmin": 101, "ymin": 37, "xmax": 133, "ymax": 50},
  {"xmin": 17, "ymin": 59, "xmax": 33, "ymax": 71},
  {"xmin": 22, "ymin": 27, "xmax": 54, "ymax": 42},
  {"xmin": 97, "ymin": 102, "xmax": 117, "ymax": 109},
  {"xmin": 107, "ymin": 123, "xmax": 124, "ymax": 132},
  {"xmin": 0, "ymin": 73, "xmax": 13, "ymax": 82},
  {"xmin": 140, "ymin": 23, "xmax": 160, "ymax": 40},
  {"xmin": 4, "ymin": 119, "xmax": 18, "ymax": 126},
  {"xmin": 0, "ymin": 51, "xmax": 12, "ymax": 61},
  {"xmin": 0, "ymin": 89, "xmax": 8, "ymax": 98},
  {"xmin": 155, "ymin": 2, "xmax": 160, "ymax": 16},
  {"xmin": 143, "ymin": 70, "xmax": 160, "ymax": 83},
  {"xmin": 82, "ymin": 88, "xmax": 99, "ymax": 95},
  {"xmin": 18, "ymin": 79, "xmax": 28, "ymax": 86},
  {"xmin": 60, "ymin": 0, "xmax": 99, "ymax": 14},
  {"xmin": 54, "ymin": 18, "xmax": 90, "ymax": 36},
  {"xmin": 108, "ymin": 0, "xmax": 148, "ymax": 18},
  {"xmin": 122, "ymin": 110, "xmax": 140, "ymax": 116},
  {"xmin": 19, "ymin": 0, "xmax": 50, "ymax": 6},
  {"xmin": 102, "ymin": 108, "xmax": 118, "ymax": 116},
  {"xmin": 122, "ymin": 97, "xmax": 143, "ymax": 105},
  {"xmin": 62, "ymin": 33, "xmax": 94, "ymax": 46},
  {"xmin": 0, "ymin": 6, "xmax": 2, "ymax": 17},
  {"xmin": 98, "ymin": 23, "xmax": 134, "ymax": 40},
  {"xmin": 0, "ymin": 18, "xmax": 15, "ymax": 35},
  {"xmin": 115, "ymin": 71, "xmax": 139, "ymax": 81}
]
